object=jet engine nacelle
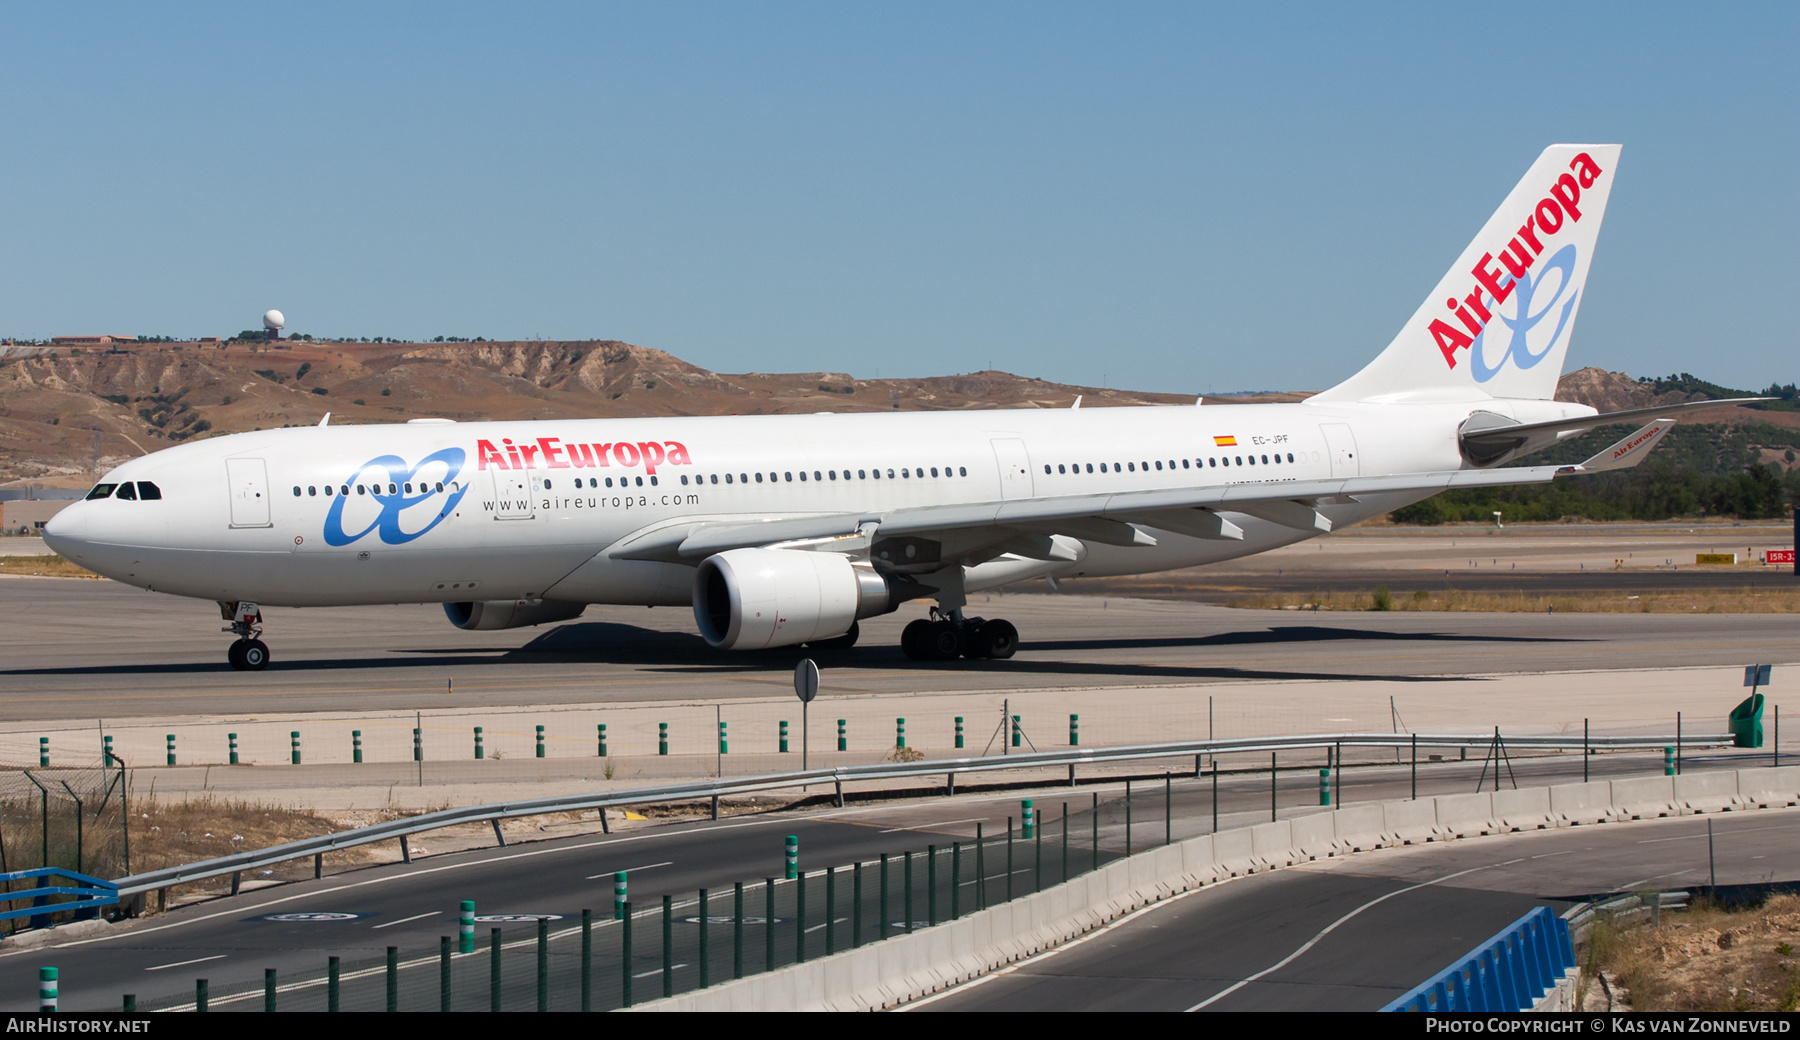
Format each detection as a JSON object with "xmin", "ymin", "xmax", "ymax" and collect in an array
[
  {"xmin": 693, "ymin": 548, "xmax": 892, "ymax": 650},
  {"xmin": 444, "ymin": 599, "xmax": 587, "ymax": 631}
]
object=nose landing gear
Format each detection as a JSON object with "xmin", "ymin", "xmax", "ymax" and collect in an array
[
  {"xmin": 900, "ymin": 609, "xmax": 1018, "ymax": 661},
  {"xmin": 220, "ymin": 601, "xmax": 271, "ymax": 671}
]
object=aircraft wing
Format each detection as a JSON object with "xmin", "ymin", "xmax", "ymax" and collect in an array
[{"xmin": 607, "ymin": 419, "xmax": 1676, "ymax": 560}]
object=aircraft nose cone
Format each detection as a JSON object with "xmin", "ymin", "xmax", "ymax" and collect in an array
[{"xmin": 41, "ymin": 503, "xmax": 89, "ymax": 559}]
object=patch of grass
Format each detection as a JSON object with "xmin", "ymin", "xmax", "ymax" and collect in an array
[
  {"xmin": 0, "ymin": 555, "xmax": 99, "ymax": 578},
  {"xmin": 1231, "ymin": 587, "xmax": 1800, "ymax": 614}
]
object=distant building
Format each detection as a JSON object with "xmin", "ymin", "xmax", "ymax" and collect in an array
[
  {"xmin": 51, "ymin": 336, "xmax": 138, "ymax": 346},
  {"xmin": 0, "ymin": 499, "xmax": 71, "ymax": 535}
]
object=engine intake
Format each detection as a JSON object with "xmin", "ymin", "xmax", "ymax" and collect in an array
[
  {"xmin": 693, "ymin": 548, "xmax": 893, "ymax": 650},
  {"xmin": 444, "ymin": 599, "xmax": 587, "ymax": 631}
]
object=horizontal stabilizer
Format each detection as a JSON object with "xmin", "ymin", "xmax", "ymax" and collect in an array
[
  {"xmin": 1460, "ymin": 397, "xmax": 1767, "ymax": 465},
  {"xmin": 1574, "ymin": 419, "xmax": 1675, "ymax": 472}
]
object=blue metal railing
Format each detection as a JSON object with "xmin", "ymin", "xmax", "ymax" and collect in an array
[
  {"xmin": 1382, "ymin": 905, "xmax": 1575, "ymax": 1012},
  {"xmin": 0, "ymin": 868, "xmax": 119, "ymax": 927}
]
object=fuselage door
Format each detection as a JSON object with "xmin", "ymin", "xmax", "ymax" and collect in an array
[
  {"xmin": 489, "ymin": 469, "xmax": 535, "ymax": 520},
  {"xmin": 1320, "ymin": 424, "xmax": 1360, "ymax": 479},
  {"xmin": 226, "ymin": 458, "xmax": 272, "ymax": 528},
  {"xmin": 990, "ymin": 438, "xmax": 1035, "ymax": 500}
]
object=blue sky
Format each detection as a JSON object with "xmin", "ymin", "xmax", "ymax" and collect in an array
[{"xmin": 2, "ymin": 3, "xmax": 1792, "ymax": 393}]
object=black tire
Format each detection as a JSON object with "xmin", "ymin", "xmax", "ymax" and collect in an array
[
  {"xmin": 925, "ymin": 620, "xmax": 964, "ymax": 661},
  {"xmin": 242, "ymin": 639, "xmax": 270, "ymax": 671},
  {"xmin": 981, "ymin": 619, "xmax": 1019, "ymax": 659},
  {"xmin": 901, "ymin": 619, "xmax": 932, "ymax": 659},
  {"xmin": 808, "ymin": 621, "xmax": 860, "ymax": 651},
  {"xmin": 227, "ymin": 640, "xmax": 249, "ymax": 671}
]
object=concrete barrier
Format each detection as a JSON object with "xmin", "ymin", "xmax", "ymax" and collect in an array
[
  {"xmin": 1610, "ymin": 776, "xmax": 1679, "ymax": 819},
  {"xmin": 1548, "ymin": 780, "xmax": 1614, "ymax": 825},
  {"xmin": 630, "ymin": 766, "xmax": 1800, "ymax": 1012}
]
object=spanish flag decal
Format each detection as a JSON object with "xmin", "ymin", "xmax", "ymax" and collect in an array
[{"xmin": 1213, "ymin": 435, "xmax": 1237, "ymax": 447}]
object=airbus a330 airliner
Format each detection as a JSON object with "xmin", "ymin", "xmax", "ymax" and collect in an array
[{"xmin": 44, "ymin": 145, "xmax": 1756, "ymax": 670}]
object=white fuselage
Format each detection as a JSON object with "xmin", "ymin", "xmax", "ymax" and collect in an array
[{"xmin": 42, "ymin": 396, "xmax": 1588, "ymax": 610}]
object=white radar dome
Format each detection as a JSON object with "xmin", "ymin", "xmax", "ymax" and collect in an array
[{"xmin": 262, "ymin": 309, "xmax": 285, "ymax": 331}]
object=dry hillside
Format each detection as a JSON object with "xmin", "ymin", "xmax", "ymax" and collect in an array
[{"xmin": 0, "ymin": 340, "xmax": 1784, "ymax": 488}]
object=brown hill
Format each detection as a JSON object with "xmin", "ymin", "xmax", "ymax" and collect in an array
[{"xmin": 0, "ymin": 339, "xmax": 1245, "ymax": 486}]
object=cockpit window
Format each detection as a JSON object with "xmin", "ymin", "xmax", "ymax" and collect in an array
[
  {"xmin": 85, "ymin": 484, "xmax": 117, "ymax": 500},
  {"xmin": 137, "ymin": 481, "xmax": 162, "ymax": 500},
  {"xmin": 114, "ymin": 482, "xmax": 138, "ymax": 501}
]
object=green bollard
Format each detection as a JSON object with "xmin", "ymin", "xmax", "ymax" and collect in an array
[
  {"xmin": 719, "ymin": 720, "xmax": 728, "ymax": 755},
  {"xmin": 488, "ymin": 929, "xmax": 500, "ymax": 1013},
  {"xmin": 412, "ymin": 727, "xmax": 421, "ymax": 762},
  {"xmin": 290, "ymin": 730, "xmax": 301, "ymax": 766},
  {"xmin": 896, "ymin": 717, "xmax": 906, "ymax": 750},
  {"xmin": 614, "ymin": 871, "xmax": 627, "ymax": 919},
  {"xmin": 1069, "ymin": 714, "xmax": 1079, "ymax": 746},
  {"xmin": 537, "ymin": 918, "xmax": 549, "ymax": 1011},
  {"xmin": 38, "ymin": 737, "xmax": 48, "ymax": 768},
  {"xmin": 103, "ymin": 734, "xmax": 114, "ymax": 767},
  {"xmin": 228, "ymin": 732, "xmax": 238, "ymax": 766},
  {"xmin": 166, "ymin": 733, "xmax": 176, "ymax": 766},
  {"xmin": 535, "ymin": 725, "xmax": 545, "ymax": 759},
  {"xmin": 780, "ymin": 719, "xmax": 789, "ymax": 753},
  {"xmin": 328, "ymin": 956, "xmax": 339, "ymax": 1012},
  {"xmin": 1012, "ymin": 715, "xmax": 1022, "ymax": 748},
  {"xmin": 265, "ymin": 967, "xmax": 277, "ymax": 1012},
  {"xmin": 38, "ymin": 966, "xmax": 56, "ymax": 1012},
  {"xmin": 387, "ymin": 946, "xmax": 398, "ymax": 1012},
  {"xmin": 597, "ymin": 723, "xmax": 607, "ymax": 757},
  {"xmin": 621, "ymin": 903, "xmax": 634, "ymax": 1008},
  {"xmin": 353, "ymin": 730, "xmax": 362, "ymax": 764},
  {"xmin": 474, "ymin": 726, "xmax": 484, "ymax": 760},
  {"xmin": 1665, "ymin": 746, "xmax": 1675, "ymax": 776},
  {"xmin": 1319, "ymin": 768, "xmax": 1332, "ymax": 806},
  {"xmin": 658, "ymin": 722, "xmax": 668, "ymax": 756},
  {"xmin": 785, "ymin": 834, "xmax": 799, "ymax": 880},
  {"xmin": 837, "ymin": 719, "xmax": 846, "ymax": 752},
  {"xmin": 196, "ymin": 977, "xmax": 208, "ymax": 1013},
  {"xmin": 1022, "ymin": 799, "xmax": 1035, "ymax": 839},
  {"xmin": 955, "ymin": 716, "xmax": 964, "ymax": 749},
  {"xmin": 459, "ymin": 900, "xmax": 475, "ymax": 953},
  {"xmin": 440, "ymin": 937, "xmax": 451, "ymax": 1012}
]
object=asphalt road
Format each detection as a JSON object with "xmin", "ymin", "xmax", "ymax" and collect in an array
[
  {"xmin": 0, "ymin": 580, "xmax": 1795, "ymax": 721},
  {"xmin": 917, "ymin": 807, "xmax": 1800, "ymax": 1012},
  {"xmin": 0, "ymin": 747, "xmax": 1779, "ymax": 1012}
]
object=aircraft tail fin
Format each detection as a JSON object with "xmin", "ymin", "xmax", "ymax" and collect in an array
[{"xmin": 1311, "ymin": 144, "xmax": 1622, "ymax": 405}]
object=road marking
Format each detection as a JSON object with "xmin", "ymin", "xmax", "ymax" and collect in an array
[
  {"xmin": 1184, "ymin": 862, "xmax": 1502, "ymax": 1011},
  {"xmin": 1620, "ymin": 869, "xmax": 1695, "ymax": 889},
  {"xmin": 371, "ymin": 911, "xmax": 441, "ymax": 930},
  {"xmin": 633, "ymin": 963, "xmax": 687, "ymax": 978},
  {"xmin": 878, "ymin": 818, "xmax": 986, "ymax": 834},
  {"xmin": 1636, "ymin": 822, "xmax": 1798, "ymax": 845},
  {"xmin": 586, "ymin": 860, "xmax": 672, "ymax": 880},
  {"xmin": 146, "ymin": 954, "xmax": 225, "ymax": 972}
]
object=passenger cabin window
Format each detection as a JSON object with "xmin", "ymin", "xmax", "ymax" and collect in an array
[
  {"xmin": 85, "ymin": 484, "xmax": 116, "ymax": 500},
  {"xmin": 114, "ymin": 482, "xmax": 137, "ymax": 501}
]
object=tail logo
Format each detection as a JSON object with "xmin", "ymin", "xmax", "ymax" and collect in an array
[
  {"xmin": 1430, "ymin": 151, "xmax": 1604, "ymax": 376},
  {"xmin": 323, "ymin": 448, "xmax": 469, "ymax": 546},
  {"xmin": 1469, "ymin": 244, "xmax": 1578, "ymax": 383}
]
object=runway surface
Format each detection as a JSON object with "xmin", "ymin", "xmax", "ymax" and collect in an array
[{"xmin": 0, "ymin": 579, "xmax": 1795, "ymax": 722}]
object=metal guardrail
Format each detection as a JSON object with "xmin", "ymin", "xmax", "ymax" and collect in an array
[
  {"xmin": 1382, "ymin": 906, "xmax": 1576, "ymax": 1012},
  {"xmin": 110, "ymin": 728, "xmax": 1736, "ymax": 898},
  {"xmin": 0, "ymin": 867, "xmax": 119, "ymax": 924}
]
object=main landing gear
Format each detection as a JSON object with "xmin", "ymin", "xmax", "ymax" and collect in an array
[
  {"xmin": 900, "ymin": 608, "xmax": 1018, "ymax": 661},
  {"xmin": 221, "ymin": 600, "xmax": 270, "ymax": 672}
]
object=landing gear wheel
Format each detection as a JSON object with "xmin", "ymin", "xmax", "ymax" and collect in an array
[
  {"xmin": 808, "ymin": 621, "xmax": 860, "ymax": 651},
  {"xmin": 924, "ymin": 620, "xmax": 964, "ymax": 661},
  {"xmin": 970, "ymin": 619, "xmax": 1019, "ymax": 660},
  {"xmin": 229, "ymin": 639, "xmax": 270, "ymax": 671},
  {"xmin": 901, "ymin": 619, "xmax": 933, "ymax": 660}
]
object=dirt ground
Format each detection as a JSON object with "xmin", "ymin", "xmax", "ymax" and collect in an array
[
  {"xmin": 1232, "ymin": 586, "xmax": 1800, "ymax": 614},
  {"xmin": 1582, "ymin": 895, "xmax": 1800, "ymax": 1011}
]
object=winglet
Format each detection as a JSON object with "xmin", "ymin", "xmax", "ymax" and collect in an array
[
  {"xmin": 1071, "ymin": 396, "xmax": 1081, "ymax": 410},
  {"xmin": 318, "ymin": 412, "xmax": 331, "ymax": 427},
  {"xmin": 1573, "ymin": 419, "xmax": 1674, "ymax": 472}
]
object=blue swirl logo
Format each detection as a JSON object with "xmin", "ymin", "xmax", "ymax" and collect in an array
[
  {"xmin": 323, "ymin": 448, "xmax": 469, "ymax": 546},
  {"xmin": 1471, "ymin": 244, "xmax": 1579, "ymax": 383}
]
